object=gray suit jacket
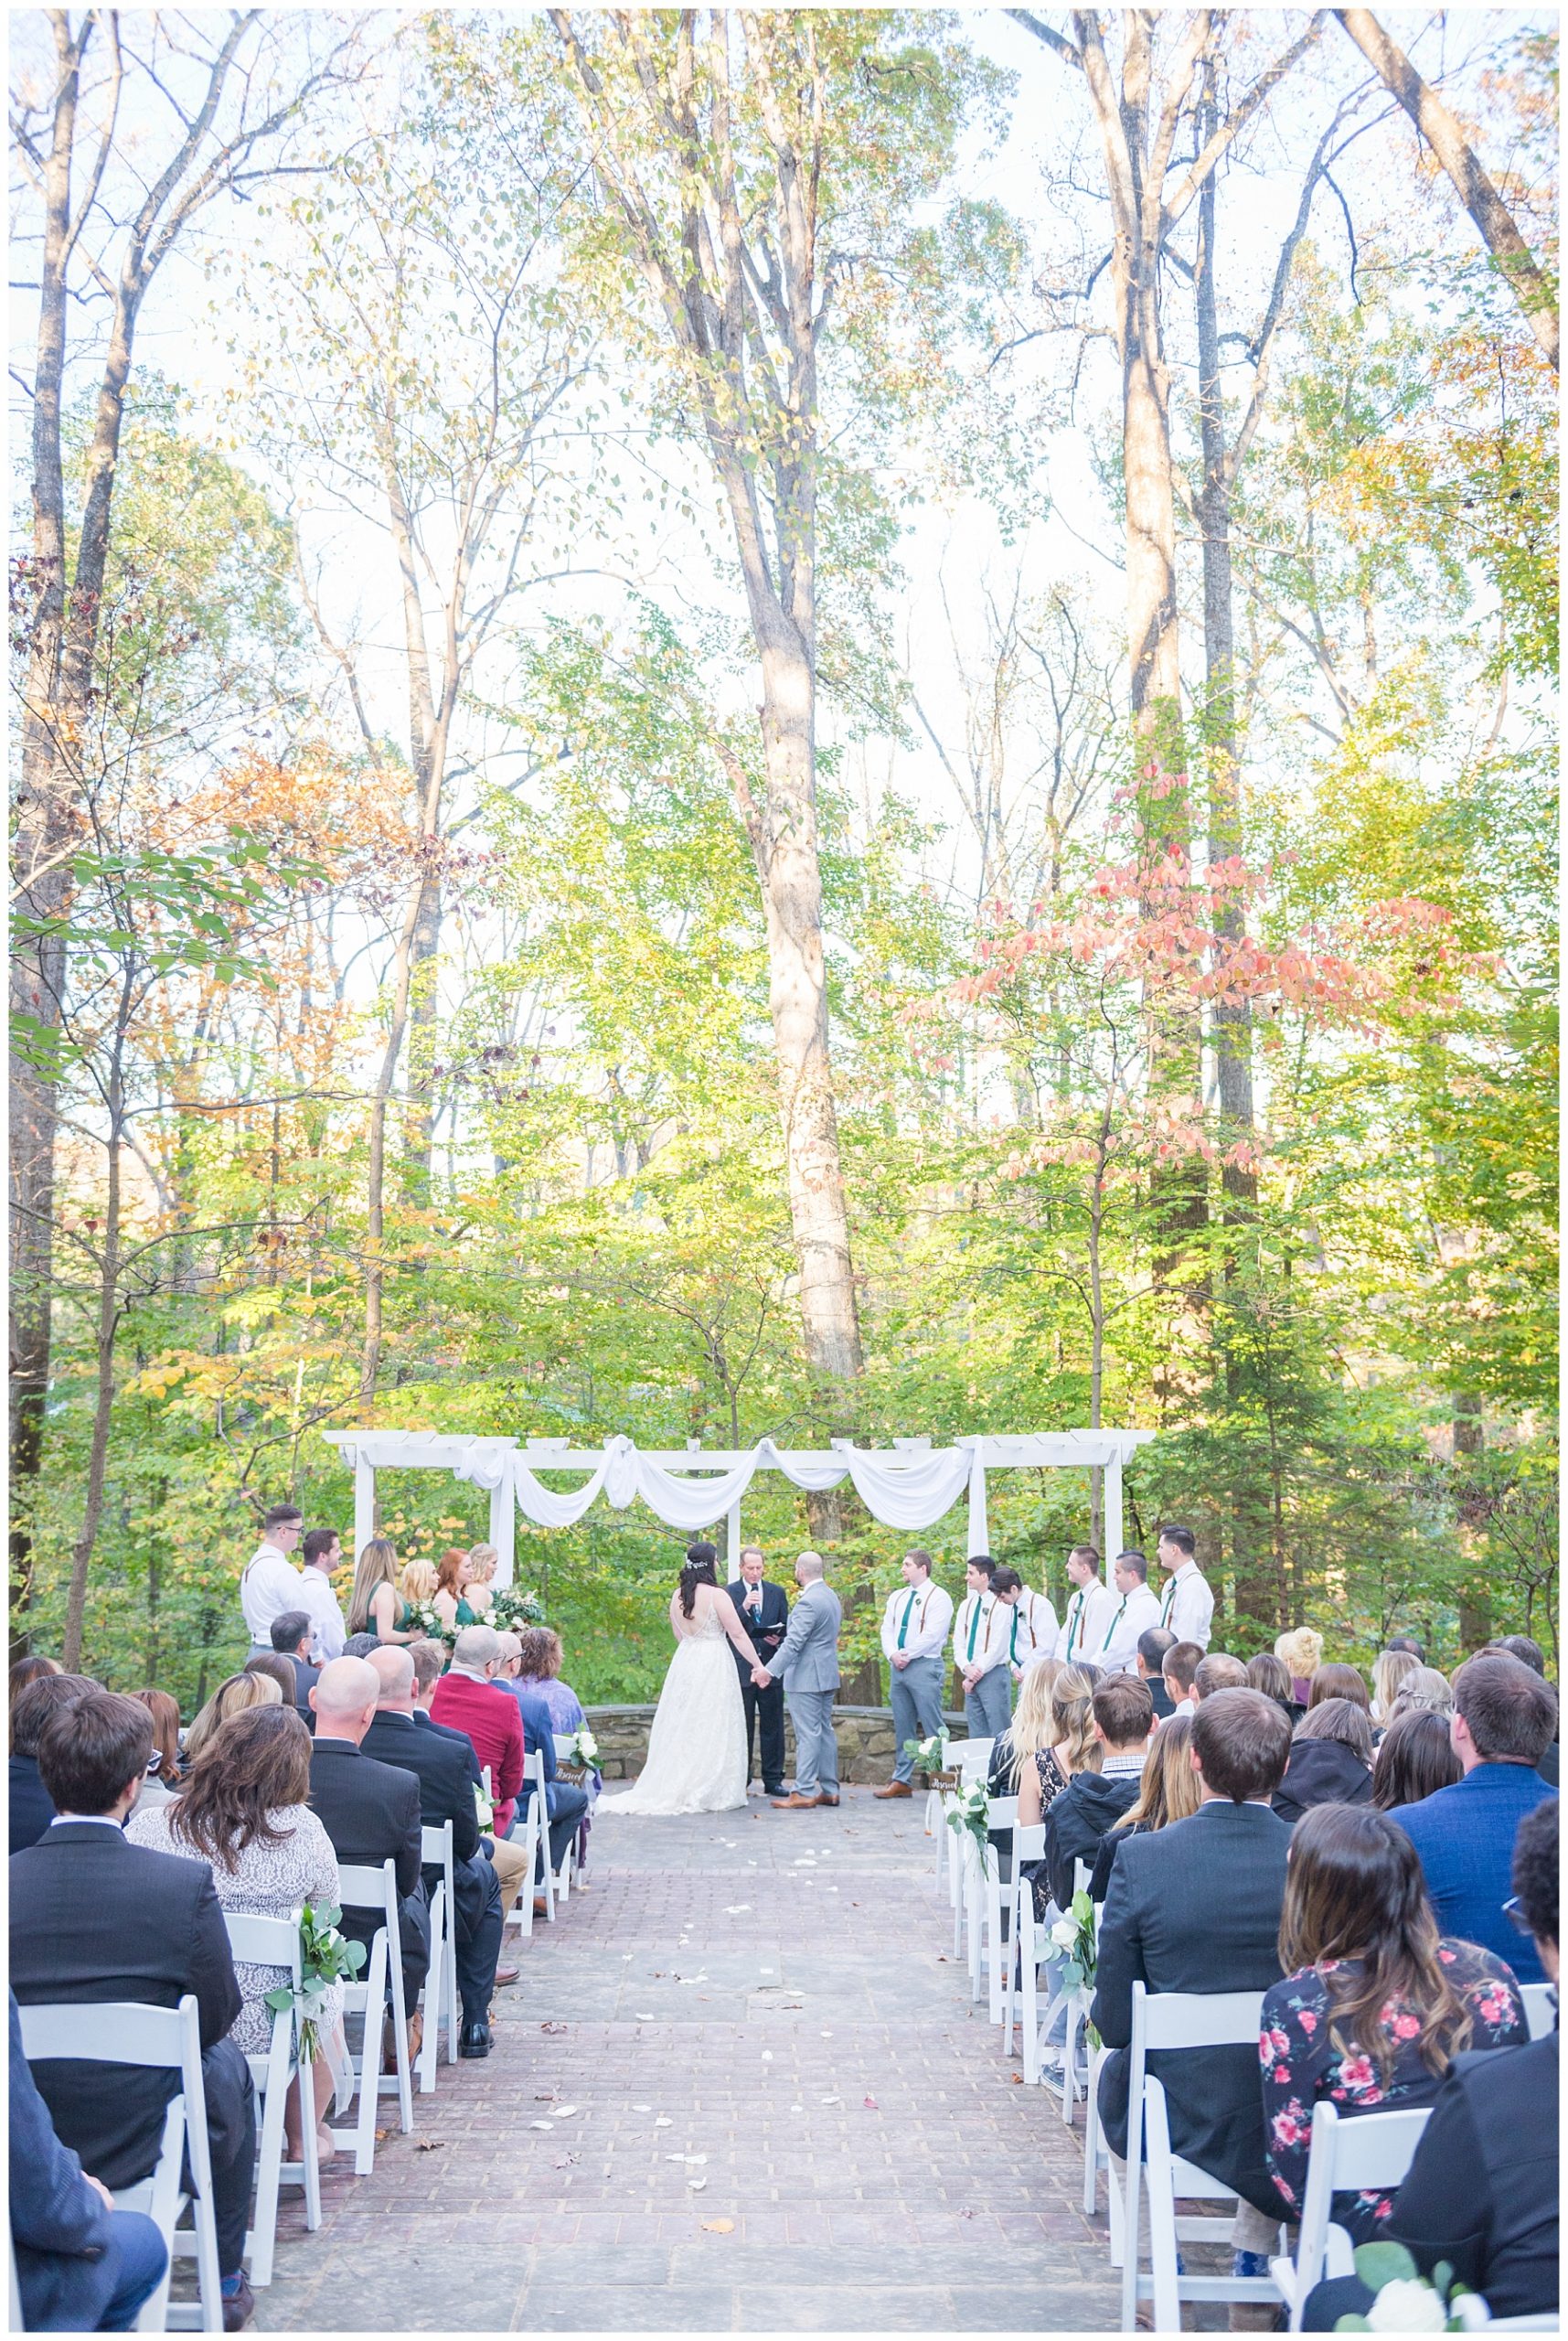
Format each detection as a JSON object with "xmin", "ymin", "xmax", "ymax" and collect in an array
[{"xmin": 765, "ymin": 1581, "xmax": 841, "ymax": 1694}]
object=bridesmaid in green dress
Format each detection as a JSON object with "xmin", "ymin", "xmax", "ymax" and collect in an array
[
  {"xmin": 434, "ymin": 1547, "xmax": 480, "ymax": 1636},
  {"xmin": 347, "ymin": 1537, "xmax": 414, "ymax": 1643}
]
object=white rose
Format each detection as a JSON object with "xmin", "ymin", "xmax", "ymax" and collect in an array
[
  {"xmin": 1050, "ymin": 1917, "xmax": 1079, "ymax": 1953},
  {"xmin": 1367, "ymin": 2278, "xmax": 1449, "ymax": 2333}
]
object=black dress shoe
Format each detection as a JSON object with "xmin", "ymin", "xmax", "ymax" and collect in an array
[
  {"xmin": 460, "ymin": 2020, "xmax": 492, "ymax": 2058},
  {"xmin": 763, "ymin": 1785, "xmax": 787, "ymax": 1800}
]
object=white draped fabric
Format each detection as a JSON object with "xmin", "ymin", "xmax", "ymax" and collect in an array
[{"xmin": 449, "ymin": 1432, "xmax": 991, "ymax": 1548}]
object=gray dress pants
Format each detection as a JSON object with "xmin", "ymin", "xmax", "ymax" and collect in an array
[
  {"xmin": 888, "ymin": 1655, "xmax": 946, "ymax": 1781},
  {"xmin": 964, "ymin": 1667, "xmax": 1013, "ymax": 1739},
  {"xmin": 786, "ymin": 1687, "xmax": 839, "ymax": 1797}
]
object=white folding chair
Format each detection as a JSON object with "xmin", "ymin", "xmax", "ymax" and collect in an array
[
  {"xmin": 1520, "ymin": 1982, "xmax": 1556, "ymax": 2040},
  {"xmin": 1270, "ymin": 2100, "xmax": 1431, "ymax": 2330},
  {"xmin": 1056, "ymin": 1858, "xmax": 1097, "ymax": 2123},
  {"xmin": 417, "ymin": 1822, "xmax": 460, "ymax": 2089},
  {"xmin": 531, "ymin": 1746, "xmax": 578, "ymax": 1912},
  {"xmin": 221, "ymin": 1910, "xmax": 321, "ymax": 2287},
  {"xmin": 9, "ymin": 2233, "xmax": 23, "ymax": 2334},
  {"xmin": 1122, "ymin": 1982, "xmax": 1279, "ymax": 2334},
  {"xmin": 976, "ymin": 1795, "xmax": 1019, "ymax": 2022},
  {"xmin": 496, "ymin": 1760, "xmax": 543, "ymax": 1942},
  {"xmin": 1000, "ymin": 1822, "xmax": 1047, "ymax": 2064},
  {"xmin": 18, "ymin": 1994, "xmax": 221, "ymax": 2333},
  {"xmin": 945, "ymin": 1737, "xmax": 994, "ymax": 1958},
  {"xmin": 327, "ymin": 1860, "xmax": 413, "ymax": 2174}
]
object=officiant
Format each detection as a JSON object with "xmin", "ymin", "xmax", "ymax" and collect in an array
[{"xmin": 728, "ymin": 1544, "xmax": 788, "ymax": 1798}]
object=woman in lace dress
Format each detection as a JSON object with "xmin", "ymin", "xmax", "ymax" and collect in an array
[
  {"xmin": 128, "ymin": 1703, "xmax": 344, "ymax": 2159},
  {"xmin": 598, "ymin": 1545, "xmax": 756, "ymax": 1816}
]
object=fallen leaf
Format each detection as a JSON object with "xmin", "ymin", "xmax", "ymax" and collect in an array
[
  {"xmin": 632, "ymin": 2104, "xmax": 653, "ymax": 2112},
  {"xmin": 553, "ymin": 2105, "xmax": 581, "ymax": 2118},
  {"xmin": 552, "ymin": 2152, "xmax": 580, "ymax": 2168},
  {"xmin": 761, "ymin": 2051, "xmax": 773, "ymax": 2062},
  {"xmin": 789, "ymin": 2103, "xmax": 805, "ymax": 2113},
  {"xmin": 723, "ymin": 1904, "xmax": 752, "ymax": 1914},
  {"xmin": 687, "ymin": 2176, "xmax": 707, "ymax": 2191},
  {"xmin": 529, "ymin": 2121, "xmax": 555, "ymax": 2132},
  {"xmin": 540, "ymin": 2021, "xmax": 568, "ymax": 2035},
  {"xmin": 1010, "ymin": 2074, "xmax": 1026, "ymax": 2085},
  {"xmin": 636, "ymin": 2013, "xmax": 656, "ymax": 2021},
  {"xmin": 819, "ymin": 2095, "xmax": 841, "ymax": 2106},
  {"xmin": 700, "ymin": 2218, "xmax": 736, "ymax": 2234},
  {"xmin": 655, "ymin": 2117, "xmax": 674, "ymax": 2128},
  {"xmin": 862, "ymin": 2096, "xmax": 879, "ymax": 2110},
  {"xmin": 413, "ymin": 2138, "xmax": 447, "ymax": 2153}
]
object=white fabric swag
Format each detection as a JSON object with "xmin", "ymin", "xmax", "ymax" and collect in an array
[{"xmin": 452, "ymin": 1433, "xmax": 991, "ymax": 1553}]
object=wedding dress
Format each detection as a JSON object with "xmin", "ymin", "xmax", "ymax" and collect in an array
[{"xmin": 598, "ymin": 1597, "xmax": 748, "ymax": 1816}]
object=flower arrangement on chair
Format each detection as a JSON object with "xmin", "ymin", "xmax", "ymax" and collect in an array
[
  {"xmin": 944, "ymin": 1779, "xmax": 990, "ymax": 1859},
  {"xmin": 1332, "ymin": 2240, "xmax": 1480, "ymax": 2330},
  {"xmin": 263, "ymin": 1904, "xmax": 366, "ymax": 2064}
]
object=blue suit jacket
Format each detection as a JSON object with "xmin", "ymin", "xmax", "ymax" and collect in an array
[
  {"xmin": 1392, "ymin": 1762, "xmax": 1557, "ymax": 1983},
  {"xmin": 9, "ymin": 1990, "xmax": 123, "ymax": 2331}
]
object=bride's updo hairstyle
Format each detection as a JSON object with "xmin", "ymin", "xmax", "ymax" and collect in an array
[{"xmin": 679, "ymin": 1541, "xmax": 720, "ymax": 1618}]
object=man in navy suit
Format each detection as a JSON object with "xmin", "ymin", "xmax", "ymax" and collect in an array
[
  {"xmin": 728, "ymin": 1545, "xmax": 789, "ymax": 1797},
  {"xmin": 1391, "ymin": 1652, "xmax": 1558, "ymax": 1983}
]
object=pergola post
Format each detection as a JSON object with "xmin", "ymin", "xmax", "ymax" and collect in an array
[
  {"xmin": 726, "ymin": 1499, "xmax": 742, "ymax": 1576},
  {"xmin": 1104, "ymin": 1448, "xmax": 1124, "ymax": 1567},
  {"xmin": 354, "ymin": 1452, "xmax": 376, "ymax": 1565},
  {"xmin": 489, "ymin": 1476, "xmax": 516, "ymax": 1589}
]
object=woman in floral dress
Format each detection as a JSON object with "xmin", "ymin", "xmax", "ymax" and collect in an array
[{"xmin": 1260, "ymin": 1802, "xmax": 1526, "ymax": 2240}]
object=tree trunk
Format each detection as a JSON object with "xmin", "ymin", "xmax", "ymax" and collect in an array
[
  {"xmin": 1335, "ymin": 9, "xmax": 1558, "ymax": 372},
  {"xmin": 359, "ymin": 886, "xmax": 423, "ymax": 1414},
  {"xmin": 61, "ymin": 1032, "xmax": 126, "ymax": 1671},
  {"xmin": 1453, "ymin": 1393, "xmax": 1491, "ymax": 1648}
]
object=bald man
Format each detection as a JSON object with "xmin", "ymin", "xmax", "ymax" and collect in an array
[
  {"xmin": 308, "ymin": 1656, "xmax": 430, "ymax": 2046},
  {"xmin": 362, "ymin": 1649, "xmax": 512, "ymax": 2057}
]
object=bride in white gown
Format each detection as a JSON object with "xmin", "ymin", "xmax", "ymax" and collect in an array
[{"xmin": 598, "ymin": 1545, "xmax": 757, "ymax": 1817}]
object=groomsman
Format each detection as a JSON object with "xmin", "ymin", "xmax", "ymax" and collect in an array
[
  {"xmin": 1096, "ymin": 1549, "xmax": 1164, "ymax": 1673},
  {"xmin": 876, "ymin": 1549, "xmax": 954, "ymax": 1799},
  {"xmin": 953, "ymin": 1556, "xmax": 1011, "ymax": 1738},
  {"xmin": 1156, "ymin": 1523, "xmax": 1215, "ymax": 1650},
  {"xmin": 990, "ymin": 1566, "xmax": 1059, "ymax": 1682},
  {"xmin": 727, "ymin": 1545, "xmax": 789, "ymax": 1798},
  {"xmin": 1061, "ymin": 1544, "xmax": 1118, "ymax": 1666}
]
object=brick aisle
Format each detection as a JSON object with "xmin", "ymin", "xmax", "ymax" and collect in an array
[{"xmin": 251, "ymin": 1788, "xmax": 1120, "ymax": 2331}]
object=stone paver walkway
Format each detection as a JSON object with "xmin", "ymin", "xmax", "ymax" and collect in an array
[{"xmin": 251, "ymin": 1788, "xmax": 1120, "ymax": 2331}]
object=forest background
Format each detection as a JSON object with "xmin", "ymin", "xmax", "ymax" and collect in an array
[{"xmin": 9, "ymin": 7, "xmax": 1557, "ymax": 1714}]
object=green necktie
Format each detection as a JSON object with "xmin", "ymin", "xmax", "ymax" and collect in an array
[
  {"xmin": 1102, "ymin": 1598, "xmax": 1126, "ymax": 1652},
  {"xmin": 1009, "ymin": 1605, "xmax": 1021, "ymax": 1661},
  {"xmin": 966, "ymin": 1597, "xmax": 984, "ymax": 1661},
  {"xmin": 897, "ymin": 1590, "xmax": 919, "ymax": 1650}
]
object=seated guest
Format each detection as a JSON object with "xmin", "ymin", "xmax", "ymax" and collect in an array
[
  {"xmin": 127, "ymin": 1703, "xmax": 344, "ymax": 2159},
  {"xmin": 432, "ymin": 1547, "xmax": 481, "ymax": 1636},
  {"xmin": 342, "ymin": 1631, "xmax": 380, "ymax": 1659},
  {"xmin": 268, "ymin": 1609, "xmax": 321, "ymax": 1716},
  {"xmin": 129, "ymin": 1689, "xmax": 184, "ymax": 1809},
  {"xmin": 1307, "ymin": 1661, "xmax": 1370, "ymax": 1711},
  {"xmin": 1246, "ymin": 1651, "xmax": 1302, "ymax": 1725},
  {"xmin": 1194, "ymin": 1652, "xmax": 1249, "ymax": 1699},
  {"xmin": 987, "ymin": 1658, "xmax": 1063, "ymax": 1880},
  {"xmin": 1371, "ymin": 1647, "xmax": 1420, "ymax": 1727},
  {"xmin": 1041, "ymin": 1674, "xmax": 1153, "ymax": 1912},
  {"xmin": 516, "ymin": 1624, "xmax": 600, "ymax": 1868},
  {"xmin": 11, "ymin": 1653, "xmax": 62, "ymax": 1702},
  {"xmin": 1093, "ymin": 1688, "xmax": 1295, "ymax": 2278},
  {"xmin": 1262, "ymin": 1802, "xmax": 1525, "ymax": 2245},
  {"xmin": 407, "ymin": 1640, "xmax": 529, "ymax": 1920},
  {"xmin": 431, "ymin": 1626, "xmax": 526, "ymax": 1835},
  {"xmin": 1088, "ymin": 1711, "xmax": 1198, "ymax": 1900},
  {"xmin": 1385, "ymin": 1633, "xmax": 1424, "ymax": 1663},
  {"xmin": 306, "ymin": 1655, "xmax": 429, "ymax": 2058},
  {"xmin": 1161, "ymin": 1638, "xmax": 1201, "ymax": 1713},
  {"xmin": 346, "ymin": 1537, "xmax": 413, "ymax": 1646},
  {"xmin": 1481, "ymin": 1636, "xmax": 1559, "ymax": 1790},
  {"xmin": 361, "ymin": 1649, "xmax": 514, "ymax": 2058},
  {"xmin": 1136, "ymin": 1628, "xmax": 1176, "ymax": 1719},
  {"xmin": 10, "ymin": 1673, "xmax": 95, "ymax": 1852},
  {"xmin": 242, "ymin": 1652, "xmax": 298, "ymax": 1708},
  {"xmin": 10, "ymin": 1990, "xmax": 168, "ymax": 2333},
  {"xmin": 1018, "ymin": 1662, "xmax": 1100, "ymax": 1919},
  {"xmin": 1272, "ymin": 1697, "xmax": 1376, "ymax": 1824},
  {"xmin": 185, "ymin": 1668, "xmax": 280, "ymax": 1763},
  {"xmin": 494, "ymin": 1630, "xmax": 590, "ymax": 1889},
  {"xmin": 1275, "ymin": 1625, "xmax": 1323, "ymax": 1709},
  {"xmin": 10, "ymin": 1690, "xmax": 257, "ymax": 2330},
  {"xmin": 1390, "ymin": 1663, "xmax": 1454, "ymax": 1722},
  {"xmin": 1372, "ymin": 1706, "xmax": 1462, "ymax": 1811},
  {"xmin": 1391, "ymin": 1652, "xmax": 1558, "ymax": 1983}
]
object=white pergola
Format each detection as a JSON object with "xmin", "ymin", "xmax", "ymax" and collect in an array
[{"xmin": 319, "ymin": 1427, "xmax": 1155, "ymax": 1586}]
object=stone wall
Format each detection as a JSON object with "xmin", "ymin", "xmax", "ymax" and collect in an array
[{"xmin": 584, "ymin": 1703, "xmax": 970, "ymax": 1786}]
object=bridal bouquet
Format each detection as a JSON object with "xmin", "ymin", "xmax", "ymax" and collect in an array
[
  {"xmin": 944, "ymin": 1780, "xmax": 990, "ymax": 1859},
  {"xmin": 560, "ymin": 1725, "xmax": 599, "ymax": 1768},
  {"xmin": 488, "ymin": 1585, "xmax": 544, "ymax": 1631},
  {"xmin": 406, "ymin": 1599, "xmax": 455, "ymax": 1649},
  {"xmin": 263, "ymin": 1904, "xmax": 366, "ymax": 2064}
]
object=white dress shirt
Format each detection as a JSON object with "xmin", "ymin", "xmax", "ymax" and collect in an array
[
  {"xmin": 1096, "ymin": 1582, "xmax": 1163, "ymax": 1673},
  {"xmin": 880, "ymin": 1579, "xmax": 955, "ymax": 1664},
  {"xmin": 1008, "ymin": 1589, "xmax": 1060, "ymax": 1675},
  {"xmin": 240, "ymin": 1541, "xmax": 304, "ymax": 1643},
  {"xmin": 294, "ymin": 1563, "xmax": 347, "ymax": 1663},
  {"xmin": 952, "ymin": 1590, "xmax": 1006, "ymax": 1679},
  {"xmin": 1061, "ymin": 1578, "xmax": 1118, "ymax": 1665},
  {"xmin": 1158, "ymin": 1561, "xmax": 1215, "ymax": 1650}
]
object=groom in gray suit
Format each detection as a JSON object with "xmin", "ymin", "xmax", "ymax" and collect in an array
[{"xmin": 754, "ymin": 1552, "xmax": 842, "ymax": 1809}]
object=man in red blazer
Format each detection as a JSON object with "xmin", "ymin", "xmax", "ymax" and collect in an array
[{"xmin": 430, "ymin": 1625, "xmax": 525, "ymax": 1834}]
